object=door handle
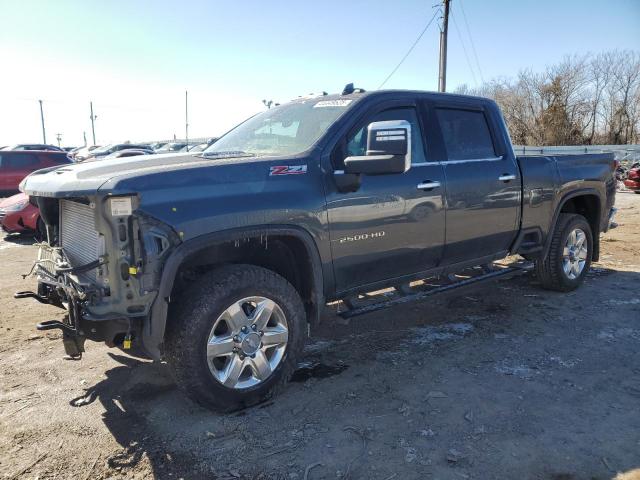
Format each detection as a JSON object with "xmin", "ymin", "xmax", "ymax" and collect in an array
[
  {"xmin": 498, "ymin": 174, "xmax": 516, "ymax": 182},
  {"xmin": 417, "ymin": 181, "xmax": 441, "ymax": 190}
]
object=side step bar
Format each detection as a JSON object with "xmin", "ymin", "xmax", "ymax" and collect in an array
[{"xmin": 338, "ymin": 261, "xmax": 533, "ymax": 319}]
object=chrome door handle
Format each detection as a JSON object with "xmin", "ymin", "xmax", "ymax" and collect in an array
[
  {"xmin": 417, "ymin": 181, "xmax": 441, "ymax": 190},
  {"xmin": 498, "ymin": 174, "xmax": 516, "ymax": 182}
]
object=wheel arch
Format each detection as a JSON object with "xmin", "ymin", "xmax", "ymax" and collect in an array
[
  {"xmin": 544, "ymin": 189, "xmax": 602, "ymax": 261},
  {"xmin": 142, "ymin": 225, "xmax": 324, "ymax": 359}
]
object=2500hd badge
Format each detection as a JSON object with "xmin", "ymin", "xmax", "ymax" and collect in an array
[{"xmin": 337, "ymin": 231, "xmax": 386, "ymax": 243}]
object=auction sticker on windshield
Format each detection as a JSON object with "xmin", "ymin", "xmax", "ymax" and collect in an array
[{"xmin": 313, "ymin": 100, "xmax": 352, "ymax": 108}]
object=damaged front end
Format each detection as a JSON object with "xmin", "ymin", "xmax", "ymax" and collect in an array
[{"xmin": 16, "ymin": 194, "xmax": 178, "ymax": 359}]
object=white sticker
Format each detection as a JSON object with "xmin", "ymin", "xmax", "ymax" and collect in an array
[
  {"xmin": 110, "ymin": 197, "xmax": 132, "ymax": 216},
  {"xmin": 313, "ymin": 99, "xmax": 353, "ymax": 108}
]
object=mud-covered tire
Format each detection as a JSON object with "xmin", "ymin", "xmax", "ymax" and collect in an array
[
  {"xmin": 535, "ymin": 213, "xmax": 593, "ymax": 292},
  {"xmin": 164, "ymin": 264, "xmax": 306, "ymax": 412}
]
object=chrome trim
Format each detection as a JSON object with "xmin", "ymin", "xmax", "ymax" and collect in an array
[
  {"xmin": 417, "ymin": 181, "xmax": 441, "ymax": 190},
  {"xmin": 498, "ymin": 174, "xmax": 517, "ymax": 181},
  {"xmin": 442, "ymin": 156, "xmax": 504, "ymax": 165}
]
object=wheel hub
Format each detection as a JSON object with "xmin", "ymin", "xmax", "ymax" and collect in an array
[
  {"xmin": 205, "ymin": 296, "xmax": 289, "ymax": 389},
  {"xmin": 239, "ymin": 331, "xmax": 261, "ymax": 356},
  {"xmin": 562, "ymin": 227, "xmax": 588, "ymax": 280}
]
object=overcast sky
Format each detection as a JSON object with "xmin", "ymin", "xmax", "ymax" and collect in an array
[{"xmin": 1, "ymin": 0, "xmax": 638, "ymax": 147}]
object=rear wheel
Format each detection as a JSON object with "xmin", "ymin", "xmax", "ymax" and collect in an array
[
  {"xmin": 165, "ymin": 264, "xmax": 306, "ymax": 411},
  {"xmin": 535, "ymin": 213, "xmax": 593, "ymax": 292}
]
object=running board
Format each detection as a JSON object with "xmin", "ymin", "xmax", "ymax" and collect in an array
[{"xmin": 338, "ymin": 261, "xmax": 533, "ymax": 319}]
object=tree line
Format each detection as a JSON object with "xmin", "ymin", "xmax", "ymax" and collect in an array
[{"xmin": 455, "ymin": 50, "xmax": 640, "ymax": 146}]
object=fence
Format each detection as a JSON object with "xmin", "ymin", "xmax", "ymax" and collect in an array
[{"xmin": 514, "ymin": 145, "xmax": 640, "ymax": 166}]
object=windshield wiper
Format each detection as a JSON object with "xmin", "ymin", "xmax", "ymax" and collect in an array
[{"xmin": 201, "ymin": 150, "xmax": 256, "ymax": 158}]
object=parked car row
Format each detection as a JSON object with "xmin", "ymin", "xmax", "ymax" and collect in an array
[
  {"xmin": 0, "ymin": 137, "xmax": 220, "ymax": 236},
  {"xmin": 69, "ymin": 138, "xmax": 219, "ymax": 162},
  {"xmin": 0, "ymin": 150, "xmax": 71, "ymax": 194},
  {"xmin": 0, "ymin": 192, "xmax": 43, "ymax": 238}
]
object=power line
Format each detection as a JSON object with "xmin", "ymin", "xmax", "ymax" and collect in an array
[
  {"xmin": 378, "ymin": 8, "xmax": 441, "ymax": 90},
  {"xmin": 458, "ymin": 0, "xmax": 485, "ymax": 84},
  {"xmin": 451, "ymin": 10, "xmax": 478, "ymax": 87}
]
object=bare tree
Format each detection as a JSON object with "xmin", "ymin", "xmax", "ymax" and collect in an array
[{"xmin": 457, "ymin": 49, "xmax": 640, "ymax": 145}]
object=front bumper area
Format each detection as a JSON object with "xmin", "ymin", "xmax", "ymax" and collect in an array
[{"xmin": 17, "ymin": 244, "xmax": 140, "ymax": 358}]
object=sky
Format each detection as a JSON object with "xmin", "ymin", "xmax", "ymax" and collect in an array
[{"xmin": 0, "ymin": 0, "xmax": 638, "ymax": 147}]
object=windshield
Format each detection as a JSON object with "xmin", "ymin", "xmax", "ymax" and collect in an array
[{"xmin": 203, "ymin": 98, "xmax": 355, "ymax": 157}]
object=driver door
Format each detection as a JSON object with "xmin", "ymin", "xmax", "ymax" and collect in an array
[{"xmin": 325, "ymin": 105, "xmax": 446, "ymax": 294}]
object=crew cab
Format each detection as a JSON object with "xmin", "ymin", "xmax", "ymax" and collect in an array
[{"xmin": 19, "ymin": 88, "xmax": 616, "ymax": 411}]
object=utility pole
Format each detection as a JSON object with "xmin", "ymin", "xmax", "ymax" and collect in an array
[
  {"xmin": 83, "ymin": 131, "xmax": 87, "ymax": 147},
  {"xmin": 89, "ymin": 102, "xmax": 97, "ymax": 145},
  {"xmin": 56, "ymin": 133, "xmax": 62, "ymax": 147},
  {"xmin": 438, "ymin": 0, "xmax": 451, "ymax": 93},
  {"xmin": 38, "ymin": 100, "xmax": 47, "ymax": 144},
  {"xmin": 262, "ymin": 99, "xmax": 273, "ymax": 109},
  {"xmin": 185, "ymin": 90, "xmax": 189, "ymax": 144}
]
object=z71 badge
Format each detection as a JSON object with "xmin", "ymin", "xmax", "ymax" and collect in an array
[{"xmin": 269, "ymin": 165, "xmax": 307, "ymax": 176}]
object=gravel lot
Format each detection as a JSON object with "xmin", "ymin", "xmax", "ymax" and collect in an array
[{"xmin": 0, "ymin": 193, "xmax": 638, "ymax": 480}]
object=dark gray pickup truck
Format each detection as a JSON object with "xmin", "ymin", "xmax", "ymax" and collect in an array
[{"xmin": 19, "ymin": 87, "xmax": 617, "ymax": 411}]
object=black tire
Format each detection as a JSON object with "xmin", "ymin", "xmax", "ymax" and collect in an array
[
  {"xmin": 164, "ymin": 264, "xmax": 306, "ymax": 412},
  {"xmin": 535, "ymin": 213, "xmax": 593, "ymax": 292}
]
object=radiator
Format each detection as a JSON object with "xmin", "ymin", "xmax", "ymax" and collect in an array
[{"xmin": 59, "ymin": 200, "xmax": 100, "ymax": 281}]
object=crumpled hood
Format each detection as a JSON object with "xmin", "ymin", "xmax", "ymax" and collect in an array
[{"xmin": 20, "ymin": 152, "xmax": 229, "ymax": 198}]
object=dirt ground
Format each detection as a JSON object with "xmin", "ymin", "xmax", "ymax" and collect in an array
[{"xmin": 0, "ymin": 193, "xmax": 639, "ymax": 480}]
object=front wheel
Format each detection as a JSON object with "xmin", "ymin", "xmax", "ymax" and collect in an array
[
  {"xmin": 535, "ymin": 213, "xmax": 593, "ymax": 292},
  {"xmin": 165, "ymin": 264, "xmax": 306, "ymax": 412}
]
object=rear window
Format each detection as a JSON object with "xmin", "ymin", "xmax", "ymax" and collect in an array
[{"xmin": 436, "ymin": 108, "xmax": 496, "ymax": 160}]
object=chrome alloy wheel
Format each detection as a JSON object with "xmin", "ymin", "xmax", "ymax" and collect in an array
[
  {"xmin": 562, "ymin": 228, "xmax": 588, "ymax": 280},
  {"xmin": 206, "ymin": 296, "xmax": 289, "ymax": 389}
]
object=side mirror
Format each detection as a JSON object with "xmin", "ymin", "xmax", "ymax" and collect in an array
[{"xmin": 343, "ymin": 120, "xmax": 411, "ymax": 175}]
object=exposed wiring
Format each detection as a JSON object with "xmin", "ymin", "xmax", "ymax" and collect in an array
[{"xmin": 377, "ymin": 8, "xmax": 441, "ymax": 90}]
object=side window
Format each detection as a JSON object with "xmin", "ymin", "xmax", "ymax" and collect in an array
[
  {"xmin": 5, "ymin": 153, "xmax": 39, "ymax": 168},
  {"xmin": 436, "ymin": 108, "xmax": 496, "ymax": 160},
  {"xmin": 345, "ymin": 107, "xmax": 426, "ymax": 165}
]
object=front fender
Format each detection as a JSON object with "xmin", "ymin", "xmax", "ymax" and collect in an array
[{"xmin": 141, "ymin": 225, "xmax": 325, "ymax": 359}]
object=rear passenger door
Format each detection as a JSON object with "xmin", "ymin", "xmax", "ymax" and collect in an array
[{"xmin": 435, "ymin": 105, "xmax": 521, "ymax": 264}]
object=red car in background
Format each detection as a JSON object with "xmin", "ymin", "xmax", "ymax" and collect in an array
[
  {"xmin": 0, "ymin": 193, "xmax": 44, "ymax": 239},
  {"xmin": 0, "ymin": 150, "xmax": 71, "ymax": 194},
  {"xmin": 623, "ymin": 167, "xmax": 640, "ymax": 193}
]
